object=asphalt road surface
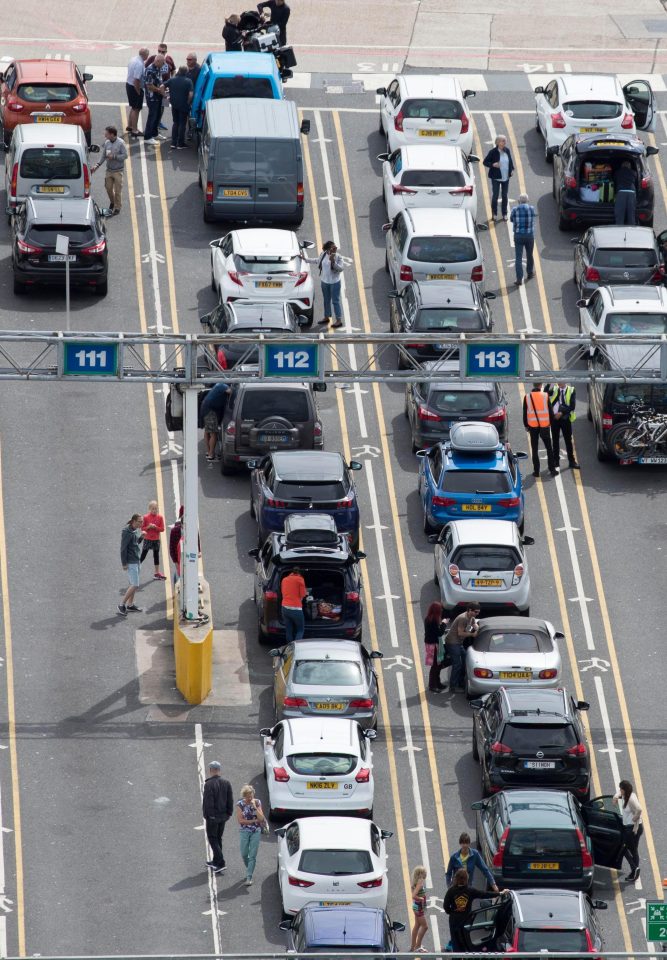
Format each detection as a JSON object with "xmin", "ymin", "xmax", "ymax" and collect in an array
[{"xmin": 0, "ymin": 64, "xmax": 665, "ymax": 958}]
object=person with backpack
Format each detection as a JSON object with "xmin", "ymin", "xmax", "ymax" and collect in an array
[{"xmin": 305, "ymin": 240, "xmax": 345, "ymax": 328}]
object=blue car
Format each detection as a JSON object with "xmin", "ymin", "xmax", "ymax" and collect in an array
[
  {"xmin": 249, "ymin": 450, "xmax": 363, "ymax": 547},
  {"xmin": 190, "ymin": 52, "xmax": 284, "ymax": 132},
  {"xmin": 417, "ymin": 422, "xmax": 527, "ymax": 534},
  {"xmin": 280, "ymin": 905, "xmax": 405, "ymax": 954}
]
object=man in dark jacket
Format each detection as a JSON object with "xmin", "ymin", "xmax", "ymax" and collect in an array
[
  {"xmin": 118, "ymin": 514, "xmax": 144, "ymax": 617},
  {"xmin": 223, "ymin": 14, "xmax": 244, "ymax": 51},
  {"xmin": 165, "ymin": 66, "xmax": 194, "ymax": 149},
  {"xmin": 200, "ymin": 383, "xmax": 229, "ymax": 462},
  {"xmin": 257, "ymin": 0, "xmax": 290, "ymax": 45},
  {"xmin": 203, "ymin": 761, "xmax": 234, "ymax": 873},
  {"xmin": 614, "ymin": 161, "xmax": 638, "ymax": 225},
  {"xmin": 546, "ymin": 382, "xmax": 579, "ymax": 469},
  {"xmin": 444, "ymin": 868, "xmax": 507, "ymax": 952}
]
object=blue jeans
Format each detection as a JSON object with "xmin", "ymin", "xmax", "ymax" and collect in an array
[
  {"xmin": 321, "ymin": 280, "xmax": 342, "ymax": 321},
  {"xmin": 144, "ymin": 98, "xmax": 162, "ymax": 140},
  {"xmin": 240, "ymin": 829, "xmax": 261, "ymax": 880},
  {"xmin": 615, "ymin": 190, "xmax": 636, "ymax": 225},
  {"xmin": 283, "ymin": 606, "xmax": 305, "ymax": 642},
  {"xmin": 515, "ymin": 234, "xmax": 534, "ymax": 282},
  {"xmin": 491, "ymin": 178, "xmax": 509, "ymax": 216},
  {"xmin": 446, "ymin": 644, "xmax": 466, "ymax": 689}
]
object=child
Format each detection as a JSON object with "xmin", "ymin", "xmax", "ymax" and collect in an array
[
  {"xmin": 140, "ymin": 500, "xmax": 166, "ymax": 580},
  {"xmin": 410, "ymin": 865, "xmax": 429, "ymax": 952}
]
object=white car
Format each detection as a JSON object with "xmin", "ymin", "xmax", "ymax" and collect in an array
[
  {"xmin": 378, "ymin": 144, "xmax": 479, "ymax": 221},
  {"xmin": 260, "ymin": 717, "xmax": 376, "ymax": 819},
  {"xmin": 465, "ymin": 616, "xmax": 563, "ymax": 697},
  {"xmin": 209, "ymin": 227, "xmax": 315, "ymax": 324},
  {"xmin": 377, "ymin": 74, "xmax": 476, "ymax": 155},
  {"xmin": 276, "ymin": 816, "xmax": 391, "ymax": 917},
  {"xmin": 534, "ymin": 75, "xmax": 656, "ymax": 163},
  {"xmin": 578, "ymin": 284, "xmax": 667, "ymax": 356}
]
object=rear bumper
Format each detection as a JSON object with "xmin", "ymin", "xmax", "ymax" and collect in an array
[
  {"xmin": 261, "ymin": 618, "xmax": 363, "ymax": 641},
  {"xmin": 279, "ymin": 706, "xmax": 376, "ymax": 730},
  {"xmin": 466, "ymin": 672, "xmax": 559, "ymax": 697},
  {"xmin": 487, "ymin": 770, "xmax": 590, "ymax": 797},
  {"xmin": 560, "ymin": 197, "xmax": 653, "ymax": 226},
  {"xmin": 494, "ymin": 871, "xmax": 593, "ymax": 892},
  {"xmin": 13, "ymin": 261, "xmax": 107, "ymax": 285}
]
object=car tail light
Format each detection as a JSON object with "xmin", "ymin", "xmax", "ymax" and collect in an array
[
  {"xmin": 585, "ymin": 267, "xmax": 601, "ymax": 282},
  {"xmin": 491, "ymin": 740, "xmax": 512, "ymax": 754},
  {"xmin": 72, "ymin": 101, "xmax": 87, "ymax": 113},
  {"xmin": 602, "ymin": 413, "xmax": 614, "ymax": 431},
  {"xmin": 621, "ymin": 113, "xmax": 634, "ymax": 129},
  {"xmin": 565, "ymin": 175, "xmax": 577, "ymax": 189},
  {"xmin": 485, "ymin": 407, "xmax": 506, "ymax": 423},
  {"xmin": 358, "ymin": 877, "xmax": 383, "ymax": 888},
  {"xmin": 7, "ymin": 100, "xmax": 24, "ymax": 113},
  {"xmin": 217, "ymin": 348, "xmax": 228, "ymax": 370},
  {"xmin": 267, "ymin": 498, "xmax": 286, "ymax": 508},
  {"xmin": 492, "ymin": 827, "xmax": 509, "ymax": 867},
  {"xmin": 349, "ymin": 698, "xmax": 373, "ymax": 709},
  {"xmin": 17, "ymin": 238, "xmax": 42, "ymax": 254},
  {"xmin": 225, "ymin": 420, "xmax": 236, "ymax": 436},
  {"xmin": 273, "ymin": 766, "xmax": 290, "ymax": 782},
  {"xmin": 293, "ymin": 271, "xmax": 308, "ymax": 287},
  {"xmin": 638, "ymin": 211, "xmax": 650, "ymax": 221},
  {"xmin": 10, "ymin": 163, "xmax": 18, "ymax": 199},
  {"xmin": 576, "ymin": 827, "xmax": 593, "ymax": 868},
  {"xmin": 432, "ymin": 496, "xmax": 456, "ymax": 507},
  {"xmin": 471, "ymin": 265, "xmax": 483, "ymax": 282},
  {"xmin": 474, "ymin": 668, "xmax": 494, "ymax": 679},
  {"xmin": 448, "ymin": 563, "xmax": 461, "ymax": 585},
  {"xmin": 206, "ymin": 181, "xmax": 214, "ymax": 202},
  {"xmin": 539, "ymin": 668, "xmax": 558, "ymax": 679},
  {"xmin": 567, "ymin": 742, "xmax": 587, "ymax": 756},
  {"xmin": 551, "ymin": 113, "xmax": 566, "ymax": 129},
  {"xmin": 449, "ymin": 185, "xmax": 474, "ymax": 196},
  {"xmin": 283, "ymin": 696, "xmax": 308, "ymax": 708},
  {"xmin": 336, "ymin": 497, "xmax": 353, "ymax": 508},
  {"xmin": 296, "ymin": 181, "xmax": 304, "ymax": 204},
  {"xmin": 228, "ymin": 271, "xmax": 243, "ymax": 287},
  {"xmin": 81, "ymin": 238, "xmax": 106, "ymax": 255},
  {"xmin": 399, "ymin": 265, "xmax": 413, "ymax": 282},
  {"xmin": 314, "ymin": 421, "xmax": 322, "ymax": 438},
  {"xmin": 355, "ymin": 767, "xmax": 371, "ymax": 782},
  {"xmin": 346, "ymin": 591, "xmax": 360, "ymax": 602},
  {"xmin": 417, "ymin": 404, "xmax": 442, "ymax": 422},
  {"xmin": 83, "ymin": 164, "xmax": 90, "ymax": 197},
  {"xmin": 288, "ymin": 875, "xmax": 314, "ymax": 887},
  {"xmin": 394, "ymin": 110, "xmax": 404, "ymax": 132},
  {"xmin": 406, "ymin": 343, "xmax": 427, "ymax": 350},
  {"xmin": 651, "ymin": 265, "xmax": 666, "ymax": 283},
  {"xmin": 460, "ymin": 113, "xmax": 469, "ymax": 134},
  {"xmin": 511, "ymin": 563, "xmax": 524, "ymax": 585},
  {"xmin": 264, "ymin": 590, "xmax": 278, "ymax": 600},
  {"xmin": 392, "ymin": 184, "xmax": 417, "ymax": 195},
  {"xmin": 498, "ymin": 497, "xmax": 520, "ymax": 508},
  {"xmin": 641, "ymin": 175, "xmax": 651, "ymax": 190},
  {"xmin": 584, "ymin": 930, "xmax": 595, "ymax": 955}
]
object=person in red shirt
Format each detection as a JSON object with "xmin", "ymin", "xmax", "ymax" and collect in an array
[
  {"xmin": 140, "ymin": 500, "xmax": 166, "ymax": 580},
  {"xmin": 281, "ymin": 567, "xmax": 307, "ymax": 641}
]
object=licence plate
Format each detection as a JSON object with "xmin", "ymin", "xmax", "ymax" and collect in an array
[
  {"xmin": 529, "ymin": 862, "xmax": 560, "ymax": 870},
  {"xmin": 499, "ymin": 670, "xmax": 532, "ymax": 680},
  {"xmin": 33, "ymin": 114, "xmax": 63, "ymax": 123},
  {"xmin": 307, "ymin": 782, "xmax": 338, "ymax": 790},
  {"xmin": 638, "ymin": 456, "xmax": 667, "ymax": 464},
  {"xmin": 579, "ymin": 127, "xmax": 606, "ymax": 133},
  {"xmin": 472, "ymin": 578, "xmax": 503, "ymax": 587},
  {"xmin": 223, "ymin": 188, "xmax": 249, "ymax": 197},
  {"xmin": 314, "ymin": 702, "xmax": 345, "ymax": 711},
  {"xmin": 256, "ymin": 281, "xmax": 283, "ymax": 288},
  {"xmin": 320, "ymin": 901, "xmax": 351, "ymax": 907},
  {"xmin": 427, "ymin": 273, "xmax": 456, "ymax": 280},
  {"xmin": 418, "ymin": 129, "xmax": 445, "ymax": 137},
  {"xmin": 37, "ymin": 185, "xmax": 65, "ymax": 194},
  {"xmin": 258, "ymin": 433, "xmax": 288, "ymax": 444},
  {"xmin": 462, "ymin": 504, "xmax": 492, "ymax": 512},
  {"xmin": 525, "ymin": 760, "xmax": 556, "ymax": 769},
  {"xmin": 48, "ymin": 254, "xmax": 76, "ymax": 262}
]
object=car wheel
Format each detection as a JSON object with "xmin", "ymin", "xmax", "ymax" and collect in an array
[
  {"xmin": 423, "ymin": 510, "xmax": 436, "ymax": 535},
  {"xmin": 596, "ymin": 430, "xmax": 611, "ymax": 462},
  {"xmin": 535, "ymin": 111, "xmax": 540, "ymax": 133},
  {"xmin": 587, "ymin": 404, "xmax": 592, "ymax": 422},
  {"xmin": 544, "ymin": 139, "xmax": 553, "ymax": 164},
  {"xmin": 518, "ymin": 517, "xmax": 525, "ymax": 535},
  {"xmin": 397, "ymin": 346, "xmax": 406, "ymax": 370},
  {"xmin": 558, "ymin": 211, "xmax": 570, "ymax": 231},
  {"xmin": 96, "ymin": 279, "xmax": 108, "ymax": 297},
  {"xmin": 220, "ymin": 457, "xmax": 234, "ymax": 476},
  {"xmin": 384, "ymin": 251, "xmax": 389, "ymax": 274},
  {"xmin": 203, "ymin": 206, "xmax": 214, "ymax": 224},
  {"xmin": 269, "ymin": 805, "xmax": 281, "ymax": 823},
  {"xmin": 249, "ymin": 495, "xmax": 256, "ymax": 519},
  {"xmin": 197, "ymin": 167, "xmax": 202, "ymax": 189},
  {"xmin": 300, "ymin": 308, "xmax": 314, "ymax": 329},
  {"xmin": 481, "ymin": 767, "xmax": 490, "ymax": 798},
  {"xmin": 378, "ymin": 112, "xmax": 384, "ymax": 135},
  {"xmin": 522, "ymin": 606, "xmax": 530, "ymax": 617},
  {"xmin": 210, "ymin": 267, "xmax": 217, "ymax": 293},
  {"xmin": 433, "ymin": 566, "xmax": 439, "ymax": 587},
  {"xmin": 366, "ymin": 806, "xmax": 374, "ymax": 820},
  {"xmin": 552, "ymin": 172, "xmax": 557, "ymax": 199},
  {"xmin": 472, "ymin": 726, "xmax": 480, "ymax": 762}
]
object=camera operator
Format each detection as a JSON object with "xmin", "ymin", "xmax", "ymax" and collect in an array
[
  {"xmin": 257, "ymin": 0, "xmax": 290, "ymax": 45},
  {"xmin": 222, "ymin": 14, "xmax": 244, "ymax": 51}
]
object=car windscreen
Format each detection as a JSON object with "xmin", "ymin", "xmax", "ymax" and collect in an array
[
  {"xmin": 453, "ymin": 546, "xmax": 519, "ymax": 570},
  {"xmin": 429, "ymin": 389, "xmax": 493, "ymax": 413},
  {"xmin": 476, "ymin": 631, "xmax": 553, "ymax": 653},
  {"xmin": 415, "ymin": 309, "xmax": 485, "ymax": 331},
  {"xmin": 502, "ymin": 723, "xmax": 578, "ymax": 751},
  {"xmin": 17, "ymin": 83, "xmax": 78, "ymax": 103},
  {"xmin": 25, "ymin": 224, "xmax": 95, "ymax": 247},
  {"xmin": 593, "ymin": 248, "xmax": 658, "ymax": 267},
  {"xmin": 293, "ymin": 660, "xmax": 363, "ymax": 686},
  {"xmin": 402, "ymin": 98, "xmax": 463, "ymax": 120},
  {"xmin": 506, "ymin": 829, "xmax": 580, "ymax": 857},
  {"xmin": 287, "ymin": 753, "xmax": 357, "ymax": 776},
  {"xmin": 274, "ymin": 481, "xmax": 347, "ymax": 501},
  {"xmin": 212, "ymin": 77, "xmax": 273, "ymax": 99},
  {"xmin": 241, "ymin": 391, "xmax": 309, "ymax": 421},
  {"xmin": 563, "ymin": 100, "xmax": 623, "ymax": 120},
  {"xmin": 611, "ymin": 383, "xmax": 667, "ymax": 406},
  {"xmin": 441, "ymin": 470, "xmax": 511, "ymax": 494},
  {"xmin": 20, "ymin": 148, "xmax": 81, "ymax": 180},
  {"xmin": 408, "ymin": 237, "xmax": 477, "ymax": 264},
  {"xmin": 299, "ymin": 849, "xmax": 373, "ymax": 875},
  {"xmin": 604, "ymin": 312, "xmax": 667, "ymax": 334},
  {"xmin": 234, "ymin": 255, "xmax": 302, "ymax": 275},
  {"xmin": 401, "ymin": 170, "xmax": 465, "ymax": 188},
  {"xmin": 517, "ymin": 930, "xmax": 588, "ymax": 952}
]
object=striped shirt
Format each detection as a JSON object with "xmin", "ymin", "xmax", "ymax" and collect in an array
[{"xmin": 510, "ymin": 203, "xmax": 537, "ymax": 236}]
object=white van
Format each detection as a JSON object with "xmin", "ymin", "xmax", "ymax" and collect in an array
[{"xmin": 4, "ymin": 124, "xmax": 99, "ymax": 215}]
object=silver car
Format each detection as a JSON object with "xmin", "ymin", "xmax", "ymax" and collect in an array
[
  {"xmin": 430, "ymin": 519, "xmax": 533, "ymax": 616},
  {"xmin": 465, "ymin": 616, "xmax": 563, "ymax": 697},
  {"xmin": 270, "ymin": 638, "xmax": 383, "ymax": 730}
]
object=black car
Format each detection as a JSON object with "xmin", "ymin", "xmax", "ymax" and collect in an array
[
  {"xmin": 552, "ymin": 133, "xmax": 658, "ymax": 230},
  {"xmin": 280, "ymin": 905, "xmax": 405, "ymax": 954},
  {"xmin": 250, "ymin": 513, "xmax": 365, "ymax": 642},
  {"xmin": 572, "ymin": 225, "xmax": 664, "ymax": 298},
  {"xmin": 472, "ymin": 788, "xmax": 626, "ymax": 892},
  {"xmin": 470, "ymin": 686, "xmax": 591, "ymax": 799},
  {"xmin": 405, "ymin": 360, "xmax": 508, "ymax": 450},
  {"xmin": 200, "ymin": 300, "xmax": 300, "ymax": 369},
  {"xmin": 458, "ymin": 889, "xmax": 606, "ymax": 955},
  {"xmin": 389, "ymin": 279, "xmax": 494, "ymax": 368},
  {"xmin": 12, "ymin": 196, "xmax": 108, "ymax": 295}
]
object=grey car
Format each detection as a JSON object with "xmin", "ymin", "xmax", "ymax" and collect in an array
[
  {"xmin": 573, "ymin": 225, "xmax": 663, "ymax": 298},
  {"xmin": 270, "ymin": 638, "xmax": 383, "ymax": 730},
  {"xmin": 200, "ymin": 300, "xmax": 300, "ymax": 369}
]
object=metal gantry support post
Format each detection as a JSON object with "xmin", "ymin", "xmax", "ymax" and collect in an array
[{"xmin": 181, "ymin": 385, "xmax": 200, "ymax": 621}]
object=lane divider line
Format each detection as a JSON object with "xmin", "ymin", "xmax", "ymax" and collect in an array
[{"xmin": 194, "ymin": 723, "xmax": 222, "ymax": 953}]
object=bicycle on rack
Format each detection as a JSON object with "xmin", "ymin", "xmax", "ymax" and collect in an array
[{"xmin": 607, "ymin": 401, "xmax": 667, "ymax": 463}]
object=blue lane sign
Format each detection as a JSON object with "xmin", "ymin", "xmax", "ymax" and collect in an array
[
  {"xmin": 264, "ymin": 342, "xmax": 320, "ymax": 379},
  {"xmin": 63, "ymin": 342, "xmax": 119, "ymax": 376},
  {"xmin": 465, "ymin": 342, "xmax": 522, "ymax": 379}
]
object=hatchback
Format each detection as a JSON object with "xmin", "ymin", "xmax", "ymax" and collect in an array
[
  {"xmin": 417, "ymin": 423, "xmax": 527, "ymax": 534},
  {"xmin": 377, "ymin": 74, "xmax": 476, "ymax": 154},
  {"xmin": 465, "ymin": 616, "xmax": 563, "ymax": 697},
  {"xmin": 280, "ymin": 905, "xmax": 405, "ymax": 954},
  {"xmin": 430, "ymin": 519, "xmax": 532, "ymax": 615},
  {"xmin": 0, "ymin": 59, "xmax": 94, "ymax": 148},
  {"xmin": 472, "ymin": 788, "xmax": 626, "ymax": 891},
  {"xmin": 11, "ymin": 196, "xmax": 108, "ymax": 296},
  {"xmin": 384, "ymin": 207, "xmax": 484, "ymax": 292},
  {"xmin": 209, "ymin": 227, "xmax": 315, "ymax": 322},
  {"xmin": 573, "ymin": 225, "xmax": 664, "ymax": 297},
  {"xmin": 200, "ymin": 299, "xmax": 300, "ymax": 368},
  {"xmin": 378, "ymin": 144, "xmax": 479, "ymax": 220}
]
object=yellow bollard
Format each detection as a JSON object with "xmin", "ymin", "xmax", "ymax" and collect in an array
[{"xmin": 173, "ymin": 579, "xmax": 213, "ymax": 704}]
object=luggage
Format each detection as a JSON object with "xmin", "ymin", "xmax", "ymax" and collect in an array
[
  {"xmin": 580, "ymin": 185, "xmax": 600, "ymax": 203},
  {"xmin": 598, "ymin": 181, "xmax": 615, "ymax": 203}
]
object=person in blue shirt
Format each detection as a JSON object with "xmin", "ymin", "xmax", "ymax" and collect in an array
[
  {"xmin": 509, "ymin": 192, "xmax": 537, "ymax": 287},
  {"xmin": 445, "ymin": 832, "xmax": 499, "ymax": 891}
]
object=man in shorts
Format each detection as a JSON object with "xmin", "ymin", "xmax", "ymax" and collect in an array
[
  {"xmin": 200, "ymin": 383, "xmax": 229, "ymax": 462},
  {"xmin": 126, "ymin": 48, "xmax": 149, "ymax": 138},
  {"xmin": 119, "ymin": 514, "xmax": 144, "ymax": 616}
]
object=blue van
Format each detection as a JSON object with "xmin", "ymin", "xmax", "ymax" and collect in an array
[{"xmin": 190, "ymin": 52, "xmax": 283, "ymax": 132}]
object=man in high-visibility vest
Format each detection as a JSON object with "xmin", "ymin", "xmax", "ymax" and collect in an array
[
  {"xmin": 522, "ymin": 383, "xmax": 558, "ymax": 478},
  {"xmin": 546, "ymin": 381, "xmax": 580, "ymax": 470}
]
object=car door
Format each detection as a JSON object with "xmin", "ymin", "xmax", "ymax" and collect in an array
[
  {"xmin": 383, "ymin": 149, "xmax": 403, "ymax": 218},
  {"xmin": 421, "ymin": 444, "xmax": 442, "ymax": 505},
  {"xmin": 435, "ymin": 524, "xmax": 453, "ymax": 587},
  {"xmin": 400, "ymin": 285, "xmax": 418, "ymax": 333},
  {"xmin": 623, "ymin": 80, "xmax": 656, "ymax": 132},
  {"xmin": 274, "ymin": 643, "xmax": 294, "ymax": 713},
  {"xmin": 380, "ymin": 79, "xmax": 400, "ymax": 136},
  {"xmin": 574, "ymin": 230, "xmax": 591, "ymax": 286},
  {"xmin": 0, "ymin": 63, "xmax": 17, "ymax": 123},
  {"xmin": 534, "ymin": 81, "xmax": 550, "ymax": 136},
  {"xmin": 580, "ymin": 796, "xmax": 625, "ymax": 868},
  {"xmin": 256, "ymin": 539, "xmax": 274, "ymax": 612},
  {"xmin": 210, "ymin": 232, "xmax": 231, "ymax": 289},
  {"xmin": 579, "ymin": 288, "xmax": 603, "ymax": 337},
  {"xmin": 461, "ymin": 898, "xmax": 510, "ymax": 953},
  {"xmin": 479, "ymin": 694, "xmax": 502, "ymax": 780},
  {"xmin": 386, "ymin": 213, "xmax": 406, "ymax": 285},
  {"xmin": 539, "ymin": 80, "xmax": 559, "ymax": 140},
  {"xmin": 264, "ymin": 721, "xmax": 285, "ymax": 796},
  {"xmin": 278, "ymin": 820, "xmax": 300, "ymax": 887}
]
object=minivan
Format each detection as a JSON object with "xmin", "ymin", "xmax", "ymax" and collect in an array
[
  {"xmin": 198, "ymin": 98, "xmax": 310, "ymax": 225},
  {"xmin": 5, "ymin": 123, "xmax": 99, "ymax": 215}
]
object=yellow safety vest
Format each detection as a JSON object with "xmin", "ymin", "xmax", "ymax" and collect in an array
[{"xmin": 548, "ymin": 385, "xmax": 576, "ymax": 422}]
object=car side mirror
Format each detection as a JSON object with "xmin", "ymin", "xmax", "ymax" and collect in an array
[
  {"xmin": 355, "ymin": 550, "xmax": 367, "ymax": 560},
  {"xmin": 392, "ymin": 921, "xmax": 407, "ymax": 932},
  {"xmin": 299, "ymin": 239, "xmax": 315, "ymax": 249},
  {"xmin": 279, "ymin": 919, "xmax": 294, "ymax": 931},
  {"xmin": 82, "ymin": 72, "xmax": 94, "ymax": 82},
  {"xmin": 364, "ymin": 729, "xmax": 377, "ymax": 740},
  {"xmin": 376, "ymin": 152, "xmax": 390, "ymax": 163},
  {"xmin": 484, "ymin": 291, "xmax": 497, "ymax": 299},
  {"xmin": 88, "ymin": 144, "xmax": 100, "ymax": 153},
  {"xmin": 471, "ymin": 800, "xmax": 485, "ymax": 810},
  {"xmin": 593, "ymin": 900, "xmax": 608, "ymax": 910},
  {"xmin": 274, "ymin": 827, "xmax": 287, "ymax": 838},
  {"xmin": 312, "ymin": 381, "xmax": 327, "ymax": 392},
  {"xmin": 259, "ymin": 727, "xmax": 271, "ymax": 737},
  {"xmin": 463, "ymin": 89, "xmax": 476, "ymax": 99},
  {"xmin": 467, "ymin": 154, "xmax": 480, "ymax": 163},
  {"xmin": 570, "ymin": 237, "xmax": 583, "ymax": 245},
  {"xmin": 415, "ymin": 449, "xmax": 428, "ymax": 458},
  {"xmin": 200, "ymin": 312, "xmax": 212, "ymax": 327},
  {"xmin": 577, "ymin": 700, "xmax": 591, "ymax": 711},
  {"xmin": 534, "ymin": 85, "xmax": 544, "ymax": 94},
  {"xmin": 370, "ymin": 650, "xmax": 383, "ymax": 659},
  {"xmin": 380, "ymin": 829, "xmax": 393, "ymax": 839},
  {"xmin": 246, "ymin": 460, "xmax": 258, "ymax": 470},
  {"xmin": 248, "ymin": 547, "xmax": 260, "ymax": 558},
  {"xmin": 477, "ymin": 222, "xmax": 489, "ymax": 231},
  {"xmin": 576, "ymin": 298, "xmax": 588, "ymax": 308},
  {"xmin": 382, "ymin": 222, "xmax": 392, "ymax": 233},
  {"xmin": 469, "ymin": 699, "xmax": 484, "ymax": 709},
  {"xmin": 300, "ymin": 118, "xmax": 310, "ymax": 135},
  {"xmin": 554, "ymin": 631, "xmax": 565, "ymax": 640},
  {"xmin": 376, "ymin": 86, "xmax": 387, "ymax": 96},
  {"xmin": 269, "ymin": 648, "xmax": 282, "ymax": 657},
  {"xmin": 551, "ymin": 145, "xmax": 560, "ymax": 156},
  {"xmin": 349, "ymin": 460, "xmax": 363, "ymax": 471},
  {"xmin": 521, "ymin": 535, "xmax": 535, "ymax": 546},
  {"xmin": 427, "ymin": 534, "xmax": 439, "ymax": 543},
  {"xmin": 647, "ymin": 145, "xmax": 659, "ymax": 156},
  {"xmin": 514, "ymin": 451, "xmax": 528, "ymax": 460},
  {"xmin": 387, "ymin": 290, "xmax": 399, "ymax": 299}
]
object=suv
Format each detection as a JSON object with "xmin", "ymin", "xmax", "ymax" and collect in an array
[
  {"xmin": 250, "ymin": 514, "xmax": 365, "ymax": 642},
  {"xmin": 552, "ymin": 133, "xmax": 658, "ymax": 230},
  {"xmin": 0, "ymin": 59, "xmax": 94, "ymax": 148},
  {"xmin": 377, "ymin": 74, "xmax": 476, "ymax": 154},
  {"xmin": 384, "ymin": 207, "xmax": 484, "ymax": 292},
  {"xmin": 578, "ymin": 284, "xmax": 667, "ymax": 348},
  {"xmin": 472, "ymin": 788, "xmax": 626, "ymax": 891},
  {"xmin": 470, "ymin": 686, "xmax": 591, "ymax": 798},
  {"xmin": 219, "ymin": 381, "xmax": 324, "ymax": 474},
  {"xmin": 573, "ymin": 226, "xmax": 664, "ymax": 297},
  {"xmin": 200, "ymin": 299, "xmax": 300, "ymax": 368},
  {"xmin": 378, "ymin": 144, "xmax": 479, "ymax": 220}
]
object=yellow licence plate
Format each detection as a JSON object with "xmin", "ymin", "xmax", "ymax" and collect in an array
[
  {"xmin": 34, "ymin": 115, "xmax": 63, "ymax": 123},
  {"xmin": 473, "ymin": 579, "xmax": 503, "ymax": 587},
  {"xmin": 37, "ymin": 185, "xmax": 65, "ymax": 193},
  {"xmin": 418, "ymin": 129, "xmax": 445, "ymax": 137},
  {"xmin": 427, "ymin": 273, "xmax": 456, "ymax": 280},
  {"xmin": 223, "ymin": 188, "xmax": 249, "ymax": 197},
  {"xmin": 529, "ymin": 862, "xmax": 560, "ymax": 870},
  {"xmin": 500, "ymin": 671, "xmax": 532, "ymax": 680},
  {"xmin": 320, "ymin": 901, "xmax": 351, "ymax": 907},
  {"xmin": 579, "ymin": 127, "xmax": 606, "ymax": 133},
  {"xmin": 257, "ymin": 281, "xmax": 283, "ymax": 288},
  {"xmin": 314, "ymin": 702, "xmax": 345, "ymax": 711},
  {"xmin": 307, "ymin": 782, "xmax": 338, "ymax": 790},
  {"xmin": 462, "ymin": 504, "xmax": 492, "ymax": 512}
]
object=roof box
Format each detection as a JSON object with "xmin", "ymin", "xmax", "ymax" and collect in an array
[
  {"xmin": 449, "ymin": 421, "xmax": 500, "ymax": 452},
  {"xmin": 284, "ymin": 513, "xmax": 339, "ymax": 546}
]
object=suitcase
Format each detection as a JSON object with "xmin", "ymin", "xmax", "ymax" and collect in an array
[{"xmin": 598, "ymin": 181, "xmax": 615, "ymax": 203}]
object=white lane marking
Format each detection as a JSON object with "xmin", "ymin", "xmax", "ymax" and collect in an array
[
  {"xmin": 313, "ymin": 108, "xmax": 368, "ymax": 439},
  {"xmin": 364, "ymin": 460, "xmax": 399, "ymax": 648},
  {"xmin": 553, "ymin": 479, "xmax": 596, "ymax": 650},
  {"xmin": 194, "ymin": 723, "xmax": 222, "ymax": 954},
  {"xmin": 0, "ymin": 771, "xmax": 8, "ymax": 957},
  {"xmin": 594, "ymin": 676, "xmax": 621, "ymax": 785}
]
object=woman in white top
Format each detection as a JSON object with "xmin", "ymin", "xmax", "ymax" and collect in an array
[
  {"xmin": 305, "ymin": 240, "xmax": 345, "ymax": 329},
  {"xmin": 613, "ymin": 779, "xmax": 643, "ymax": 882}
]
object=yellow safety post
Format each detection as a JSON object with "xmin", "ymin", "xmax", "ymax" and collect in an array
[{"xmin": 173, "ymin": 578, "xmax": 213, "ymax": 704}]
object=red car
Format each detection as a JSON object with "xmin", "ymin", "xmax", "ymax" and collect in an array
[{"xmin": 0, "ymin": 59, "xmax": 93, "ymax": 149}]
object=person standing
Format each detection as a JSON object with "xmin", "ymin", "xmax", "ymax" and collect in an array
[
  {"xmin": 444, "ymin": 869, "xmax": 503, "ymax": 953},
  {"xmin": 118, "ymin": 514, "xmax": 144, "ymax": 616},
  {"xmin": 614, "ymin": 780, "xmax": 643, "ymax": 882},
  {"xmin": 281, "ymin": 567, "xmax": 307, "ymax": 641},
  {"xmin": 510, "ymin": 192, "xmax": 537, "ymax": 286},
  {"xmin": 410, "ymin": 865, "xmax": 429, "ymax": 953},
  {"xmin": 546, "ymin": 382, "xmax": 579, "ymax": 470},
  {"xmin": 236, "ymin": 784, "xmax": 267, "ymax": 886},
  {"xmin": 523, "ymin": 382, "xmax": 558, "ymax": 478},
  {"xmin": 143, "ymin": 54, "xmax": 167, "ymax": 145},
  {"xmin": 614, "ymin": 161, "xmax": 638, "ymax": 226},
  {"xmin": 140, "ymin": 500, "xmax": 166, "ymax": 580},
  {"xmin": 257, "ymin": 0, "xmax": 291, "ymax": 45},
  {"xmin": 200, "ymin": 383, "xmax": 229, "ymax": 462},
  {"xmin": 305, "ymin": 241, "xmax": 344, "ymax": 328},
  {"xmin": 445, "ymin": 602, "xmax": 479, "ymax": 693},
  {"xmin": 424, "ymin": 601, "xmax": 448, "ymax": 694},
  {"xmin": 203, "ymin": 760, "xmax": 234, "ymax": 874},
  {"xmin": 125, "ymin": 48, "xmax": 148, "ymax": 139},
  {"xmin": 483, "ymin": 135, "xmax": 514, "ymax": 222},
  {"xmin": 146, "ymin": 45, "xmax": 176, "ymax": 131},
  {"xmin": 165, "ymin": 66, "xmax": 194, "ymax": 150},
  {"xmin": 92, "ymin": 126, "xmax": 127, "ymax": 216},
  {"xmin": 445, "ymin": 833, "xmax": 499, "ymax": 892},
  {"xmin": 169, "ymin": 507, "xmax": 184, "ymax": 585},
  {"xmin": 223, "ymin": 15, "xmax": 244, "ymax": 50},
  {"xmin": 185, "ymin": 53, "xmax": 201, "ymax": 88}
]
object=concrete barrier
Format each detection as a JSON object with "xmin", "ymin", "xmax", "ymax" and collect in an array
[{"xmin": 173, "ymin": 578, "xmax": 213, "ymax": 704}]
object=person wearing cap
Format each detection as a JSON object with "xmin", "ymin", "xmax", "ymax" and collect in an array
[
  {"xmin": 203, "ymin": 761, "xmax": 234, "ymax": 874},
  {"xmin": 118, "ymin": 514, "xmax": 144, "ymax": 617}
]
